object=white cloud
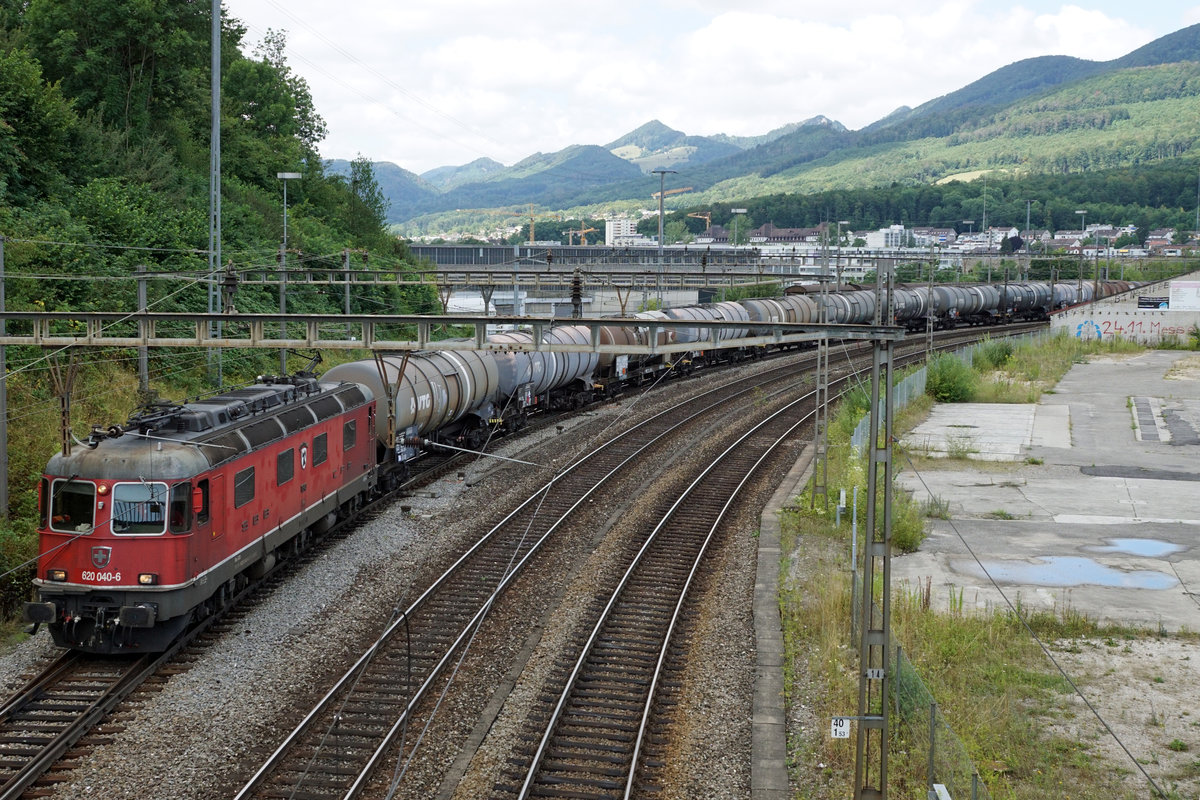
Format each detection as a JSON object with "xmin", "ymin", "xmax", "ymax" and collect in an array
[{"xmin": 224, "ymin": 0, "xmax": 1176, "ymax": 173}]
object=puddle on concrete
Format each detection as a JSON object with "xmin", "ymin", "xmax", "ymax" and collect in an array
[
  {"xmin": 969, "ymin": 556, "xmax": 1177, "ymax": 589},
  {"xmin": 1088, "ymin": 538, "xmax": 1186, "ymax": 558}
]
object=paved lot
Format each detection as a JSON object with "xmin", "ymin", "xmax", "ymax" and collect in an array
[{"xmin": 893, "ymin": 351, "xmax": 1200, "ymax": 631}]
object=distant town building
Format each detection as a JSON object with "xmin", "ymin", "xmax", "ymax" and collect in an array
[
  {"xmin": 865, "ymin": 225, "xmax": 908, "ymax": 249},
  {"xmin": 605, "ymin": 217, "xmax": 639, "ymax": 246}
]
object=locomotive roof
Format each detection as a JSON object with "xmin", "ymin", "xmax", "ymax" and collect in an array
[{"xmin": 46, "ymin": 375, "xmax": 374, "ymax": 480}]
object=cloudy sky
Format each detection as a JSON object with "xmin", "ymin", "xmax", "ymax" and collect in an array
[{"xmin": 222, "ymin": 1, "xmax": 1200, "ymax": 175}]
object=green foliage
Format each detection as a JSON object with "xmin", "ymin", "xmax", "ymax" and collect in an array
[
  {"xmin": 925, "ymin": 353, "xmax": 978, "ymax": 402},
  {"xmin": 0, "ymin": 3, "xmax": 437, "ymax": 576},
  {"xmin": 974, "ymin": 338, "xmax": 1015, "ymax": 371}
]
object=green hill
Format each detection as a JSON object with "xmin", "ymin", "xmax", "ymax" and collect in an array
[{"xmin": 392, "ymin": 23, "xmax": 1200, "ymax": 232}]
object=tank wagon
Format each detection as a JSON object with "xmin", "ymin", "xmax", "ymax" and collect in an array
[{"xmin": 25, "ymin": 279, "xmax": 1135, "ymax": 652}]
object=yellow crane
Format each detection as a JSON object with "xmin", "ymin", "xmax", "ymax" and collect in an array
[
  {"xmin": 455, "ymin": 205, "xmax": 559, "ymax": 244},
  {"xmin": 687, "ymin": 211, "xmax": 712, "ymax": 232},
  {"xmin": 568, "ymin": 225, "xmax": 597, "ymax": 246},
  {"xmin": 651, "ymin": 186, "xmax": 694, "ymax": 200}
]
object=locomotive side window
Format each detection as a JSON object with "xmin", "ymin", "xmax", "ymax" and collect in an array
[
  {"xmin": 277, "ymin": 449, "xmax": 294, "ymax": 486},
  {"xmin": 39, "ymin": 478, "xmax": 49, "ymax": 529},
  {"xmin": 234, "ymin": 467, "xmax": 255, "ymax": 508},
  {"xmin": 194, "ymin": 479, "xmax": 211, "ymax": 524},
  {"xmin": 49, "ymin": 480, "xmax": 95, "ymax": 533},
  {"xmin": 112, "ymin": 482, "xmax": 168, "ymax": 535},
  {"xmin": 343, "ymin": 419, "xmax": 357, "ymax": 452},
  {"xmin": 313, "ymin": 433, "xmax": 328, "ymax": 465},
  {"xmin": 169, "ymin": 483, "xmax": 191, "ymax": 534}
]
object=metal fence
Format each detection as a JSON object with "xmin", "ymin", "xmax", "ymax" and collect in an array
[
  {"xmin": 894, "ymin": 646, "xmax": 991, "ymax": 800},
  {"xmin": 850, "ymin": 330, "xmax": 1051, "ymax": 455}
]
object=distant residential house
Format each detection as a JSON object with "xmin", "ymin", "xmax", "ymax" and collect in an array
[{"xmin": 909, "ymin": 227, "xmax": 956, "ymax": 246}]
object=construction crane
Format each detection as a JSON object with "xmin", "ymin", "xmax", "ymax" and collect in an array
[
  {"xmin": 524, "ymin": 203, "xmax": 562, "ymax": 245},
  {"xmin": 687, "ymin": 211, "xmax": 712, "ymax": 232},
  {"xmin": 651, "ymin": 186, "xmax": 694, "ymax": 200},
  {"xmin": 455, "ymin": 205, "xmax": 559, "ymax": 244},
  {"xmin": 568, "ymin": 225, "xmax": 597, "ymax": 246}
]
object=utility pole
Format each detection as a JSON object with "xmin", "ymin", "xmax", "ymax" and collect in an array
[
  {"xmin": 0, "ymin": 235, "xmax": 6, "ymax": 519},
  {"xmin": 277, "ymin": 171, "xmax": 301, "ymax": 375},
  {"xmin": 137, "ymin": 265, "xmax": 149, "ymax": 394},
  {"xmin": 1025, "ymin": 199, "xmax": 1032, "ymax": 280},
  {"xmin": 812, "ymin": 225, "xmax": 830, "ymax": 511},
  {"xmin": 652, "ymin": 168, "xmax": 676, "ymax": 309},
  {"xmin": 1075, "ymin": 209, "xmax": 1087, "ymax": 293},
  {"xmin": 208, "ymin": 0, "xmax": 222, "ymax": 387},
  {"xmin": 854, "ymin": 261, "xmax": 895, "ymax": 800}
]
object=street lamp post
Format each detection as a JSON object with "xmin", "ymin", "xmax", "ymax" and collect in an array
[
  {"xmin": 652, "ymin": 168, "xmax": 676, "ymax": 309},
  {"xmin": 278, "ymin": 171, "xmax": 301, "ymax": 374},
  {"xmin": 836, "ymin": 220, "xmax": 849, "ymax": 287},
  {"xmin": 731, "ymin": 207, "xmax": 748, "ymax": 250},
  {"xmin": 1075, "ymin": 209, "xmax": 1087, "ymax": 292}
]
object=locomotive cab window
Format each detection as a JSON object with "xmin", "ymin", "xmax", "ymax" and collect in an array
[
  {"xmin": 49, "ymin": 479, "xmax": 96, "ymax": 533},
  {"xmin": 169, "ymin": 483, "xmax": 191, "ymax": 534},
  {"xmin": 313, "ymin": 433, "xmax": 327, "ymax": 465},
  {"xmin": 112, "ymin": 481, "xmax": 168, "ymax": 535},
  {"xmin": 343, "ymin": 419, "xmax": 357, "ymax": 452}
]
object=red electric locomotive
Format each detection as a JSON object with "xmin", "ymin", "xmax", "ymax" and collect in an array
[{"xmin": 23, "ymin": 374, "xmax": 377, "ymax": 653}]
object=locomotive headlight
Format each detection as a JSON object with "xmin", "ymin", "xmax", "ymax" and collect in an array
[
  {"xmin": 137, "ymin": 573, "xmax": 159, "ymax": 586},
  {"xmin": 48, "ymin": 569, "xmax": 68, "ymax": 582},
  {"xmin": 96, "ymin": 483, "xmax": 108, "ymax": 495}
]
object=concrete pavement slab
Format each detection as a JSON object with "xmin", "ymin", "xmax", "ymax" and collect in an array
[{"xmin": 893, "ymin": 351, "xmax": 1200, "ymax": 631}]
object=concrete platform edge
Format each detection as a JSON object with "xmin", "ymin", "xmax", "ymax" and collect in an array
[{"xmin": 753, "ymin": 445, "xmax": 814, "ymax": 799}]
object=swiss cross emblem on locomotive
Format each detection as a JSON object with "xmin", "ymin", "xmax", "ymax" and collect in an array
[{"xmin": 91, "ymin": 547, "xmax": 112, "ymax": 569}]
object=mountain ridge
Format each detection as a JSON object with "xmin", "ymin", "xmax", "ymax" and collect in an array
[{"xmin": 337, "ymin": 22, "xmax": 1200, "ymax": 226}]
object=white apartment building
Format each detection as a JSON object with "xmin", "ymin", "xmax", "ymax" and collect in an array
[{"xmin": 605, "ymin": 217, "xmax": 638, "ymax": 246}]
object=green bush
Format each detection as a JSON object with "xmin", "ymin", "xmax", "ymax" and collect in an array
[
  {"xmin": 974, "ymin": 338, "xmax": 1014, "ymax": 371},
  {"xmin": 925, "ymin": 353, "xmax": 977, "ymax": 402}
]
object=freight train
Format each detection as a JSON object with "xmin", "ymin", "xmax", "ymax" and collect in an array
[{"xmin": 23, "ymin": 280, "xmax": 1134, "ymax": 652}]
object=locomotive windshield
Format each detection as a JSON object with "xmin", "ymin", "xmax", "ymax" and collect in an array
[
  {"xmin": 48, "ymin": 479, "xmax": 96, "ymax": 533},
  {"xmin": 111, "ymin": 481, "xmax": 169, "ymax": 535}
]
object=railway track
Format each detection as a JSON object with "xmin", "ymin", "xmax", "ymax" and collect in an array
[
  {"xmin": 0, "ymin": 322, "xmax": 1042, "ymax": 799},
  {"xmin": 496, "ymin": 368, "xmax": 855, "ymax": 799},
  {"xmin": 231, "ymin": 352, "xmax": 828, "ymax": 800},
  {"xmin": 0, "ymin": 652, "xmax": 153, "ymax": 800},
  {"xmin": 492, "ymin": 327, "xmax": 1039, "ymax": 798},
  {"xmin": 231, "ymin": 325, "xmax": 1041, "ymax": 799}
]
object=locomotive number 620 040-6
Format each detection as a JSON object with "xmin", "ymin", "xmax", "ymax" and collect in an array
[{"xmin": 81, "ymin": 571, "xmax": 122, "ymax": 582}]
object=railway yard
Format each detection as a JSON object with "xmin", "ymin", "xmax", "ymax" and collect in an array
[{"xmin": 1, "ymin": 324, "xmax": 1196, "ymax": 799}]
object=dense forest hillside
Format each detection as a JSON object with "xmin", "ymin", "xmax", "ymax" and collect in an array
[{"xmin": 0, "ymin": 0, "xmax": 437, "ymax": 562}]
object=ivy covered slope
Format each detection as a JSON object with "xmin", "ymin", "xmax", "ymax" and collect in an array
[{"xmin": 0, "ymin": 0, "xmax": 435, "ymax": 325}]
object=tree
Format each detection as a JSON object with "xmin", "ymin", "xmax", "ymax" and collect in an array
[
  {"xmin": 23, "ymin": 0, "xmax": 210, "ymax": 135},
  {"xmin": 342, "ymin": 155, "xmax": 389, "ymax": 244},
  {"xmin": 729, "ymin": 213, "xmax": 754, "ymax": 245},
  {"xmin": 664, "ymin": 219, "xmax": 691, "ymax": 245},
  {"xmin": 0, "ymin": 44, "xmax": 78, "ymax": 204}
]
